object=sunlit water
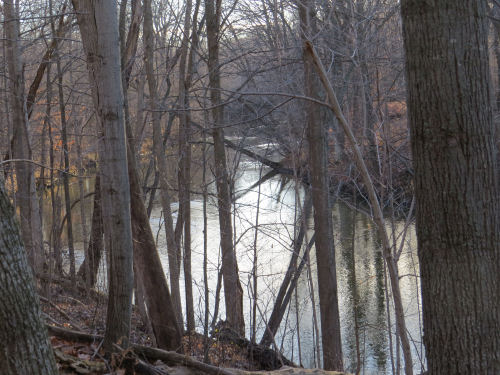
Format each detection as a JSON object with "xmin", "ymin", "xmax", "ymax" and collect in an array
[{"xmin": 44, "ymin": 149, "xmax": 424, "ymax": 374}]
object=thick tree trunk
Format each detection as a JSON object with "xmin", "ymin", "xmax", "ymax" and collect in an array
[
  {"xmin": 3, "ymin": 0, "xmax": 44, "ymax": 273},
  {"xmin": 205, "ymin": 0, "xmax": 245, "ymax": 336},
  {"xmin": 71, "ymin": 0, "xmax": 134, "ymax": 351},
  {"xmin": 298, "ymin": 1, "xmax": 343, "ymax": 371},
  {"xmin": 401, "ymin": 1, "xmax": 500, "ymax": 373},
  {"xmin": 0, "ymin": 181, "xmax": 57, "ymax": 375}
]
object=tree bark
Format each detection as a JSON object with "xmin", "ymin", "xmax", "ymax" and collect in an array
[
  {"xmin": 205, "ymin": 0, "xmax": 245, "ymax": 336},
  {"xmin": 3, "ymin": 0, "xmax": 44, "ymax": 273},
  {"xmin": 401, "ymin": 1, "xmax": 500, "ymax": 373},
  {"xmin": 143, "ymin": 0, "xmax": 184, "ymax": 330},
  {"xmin": 54, "ymin": 36, "xmax": 76, "ymax": 286},
  {"xmin": 71, "ymin": 0, "xmax": 134, "ymax": 351},
  {"xmin": 298, "ymin": 1, "xmax": 343, "ymax": 371},
  {"xmin": 306, "ymin": 41, "xmax": 414, "ymax": 374},
  {"xmin": 177, "ymin": 0, "xmax": 196, "ymax": 333},
  {"xmin": 120, "ymin": 0, "xmax": 182, "ymax": 349},
  {"xmin": 77, "ymin": 176, "xmax": 103, "ymax": 288},
  {"xmin": 0, "ymin": 180, "xmax": 58, "ymax": 375},
  {"xmin": 126, "ymin": 138, "xmax": 183, "ymax": 350}
]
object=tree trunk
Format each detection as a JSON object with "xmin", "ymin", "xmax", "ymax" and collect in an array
[
  {"xmin": 75, "ymin": 127, "xmax": 89, "ymax": 289},
  {"xmin": 298, "ymin": 0, "xmax": 343, "ymax": 371},
  {"xmin": 306, "ymin": 41, "xmax": 414, "ymax": 375},
  {"xmin": 77, "ymin": 176, "xmax": 103, "ymax": 288},
  {"xmin": 143, "ymin": 0, "xmax": 184, "ymax": 330},
  {"xmin": 71, "ymin": 0, "xmax": 134, "ymax": 351},
  {"xmin": 260, "ymin": 193, "xmax": 312, "ymax": 348},
  {"xmin": 119, "ymin": 0, "xmax": 182, "ymax": 349},
  {"xmin": 178, "ymin": 0, "xmax": 196, "ymax": 333},
  {"xmin": 205, "ymin": 0, "xmax": 245, "ymax": 336},
  {"xmin": 3, "ymin": 0, "xmax": 44, "ymax": 273},
  {"xmin": 401, "ymin": 1, "xmax": 500, "ymax": 373},
  {"xmin": 0, "ymin": 180, "xmax": 58, "ymax": 374},
  {"xmin": 127, "ymin": 138, "xmax": 183, "ymax": 350},
  {"xmin": 55, "ymin": 39, "xmax": 76, "ymax": 286}
]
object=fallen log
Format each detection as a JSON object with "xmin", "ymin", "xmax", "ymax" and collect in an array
[{"xmin": 46, "ymin": 325, "xmax": 347, "ymax": 375}]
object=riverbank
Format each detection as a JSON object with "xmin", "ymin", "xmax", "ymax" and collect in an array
[{"xmin": 40, "ymin": 282, "xmax": 348, "ymax": 374}]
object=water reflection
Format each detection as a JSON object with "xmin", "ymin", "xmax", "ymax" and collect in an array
[{"xmin": 42, "ymin": 157, "xmax": 422, "ymax": 374}]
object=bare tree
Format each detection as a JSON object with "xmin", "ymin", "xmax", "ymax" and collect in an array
[
  {"xmin": 71, "ymin": 0, "xmax": 134, "ymax": 350},
  {"xmin": 177, "ymin": 0, "xmax": 196, "ymax": 333},
  {"xmin": 143, "ymin": 0, "xmax": 184, "ymax": 330},
  {"xmin": 3, "ymin": 0, "xmax": 44, "ymax": 273},
  {"xmin": 297, "ymin": 0, "xmax": 343, "ymax": 370},
  {"xmin": 205, "ymin": 0, "xmax": 245, "ymax": 335},
  {"xmin": 123, "ymin": 0, "xmax": 182, "ymax": 350}
]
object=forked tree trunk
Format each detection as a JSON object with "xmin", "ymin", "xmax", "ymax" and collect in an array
[
  {"xmin": 401, "ymin": 1, "xmax": 500, "ymax": 373},
  {"xmin": 71, "ymin": 0, "xmax": 134, "ymax": 351},
  {"xmin": 205, "ymin": 0, "xmax": 245, "ymax": 336},
  {"xmin": 0, "ymin": 181, "xmax": 57, "ymax": 375}
]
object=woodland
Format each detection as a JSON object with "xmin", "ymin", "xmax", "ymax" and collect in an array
[{"xmin": 0, "ymin": 0, "xmax": 498, "ymax": 374}]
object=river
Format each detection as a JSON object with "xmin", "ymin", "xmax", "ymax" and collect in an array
[{"xmin": 43, "ymin": 144, "xmax": 424, "ymax": 374}]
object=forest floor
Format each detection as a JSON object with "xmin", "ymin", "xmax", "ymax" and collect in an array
[{"xmin": 39, "ymin": 281, "xmax": 340, "ymax": 375}]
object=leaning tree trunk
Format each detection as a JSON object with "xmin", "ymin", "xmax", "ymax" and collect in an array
[
  {"xmin": 0, "ymin": 181, "xmax": 57, "ymax": 374},
  {"xmin": 122, "ymin": 0, "xmax": 182, "ymax": 350},
  {"xmin": 306, "ymin": 41, "xmax": 414, "ymax": 375},
  {"xmin": 205, "ymin": 0, "xmax": 245, "ymax": 336},
  {"xmin": 143, "ymin": 0, "xmax": 184, "ymax": 330},
  {"xmin": 71, "ymin": 0, "xmax": 134, "ymax": 351},
  {"xmin": 260, "ymin": 193, "xmax": 312, "ymax": 348},
  {"xmin": 401, "ymin": 1, "xmax": 500, "ymax": 374}
]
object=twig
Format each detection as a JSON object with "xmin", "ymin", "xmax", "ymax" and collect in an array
[
  {"xmin": 0, "ymin": 158, "xmax": 93, "ymax": 178},
  {"xmin": 42, "ymin": 312, "xmax": 62, "ymax": 327},
  {"xmin": 63, "ymin": 295, "xmax": 88, "ymax": 308},
  {"xmin": 39, "ymin": 296, "xmax": 83, "ymax": 331}
]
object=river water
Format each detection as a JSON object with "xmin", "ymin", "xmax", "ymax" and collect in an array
[{"xmin": 44, "ymin": 145, "xmax": 424, "ymax": 374}]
